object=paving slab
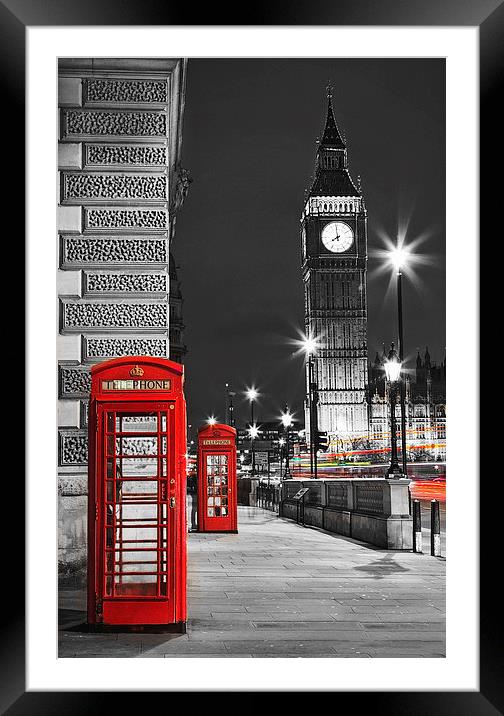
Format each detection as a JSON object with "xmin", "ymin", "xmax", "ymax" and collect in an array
[{"xmin": 58, "ymin": 506, "xmax": 445, "ymax": 659}]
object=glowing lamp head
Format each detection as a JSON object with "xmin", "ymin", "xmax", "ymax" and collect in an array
[
  {"xmin": 207, "ymin": 416, "xmax": 217, "ymax": 426},
  {"xmin": 389, "ymin": 245, "xmax": 410, "ymax": 272},
  {"xmin": 248, "ymin": 424, "xmax": 260, "ymax": 439},
  {"xmin": 279, "ymin": 438, "xmax": 286, "ymax": 446},
  {"xmin": 302, "ymin": 334, "xmax": 319, "ymax": 356},
  {"xmin": 280, "ymin": 410, "xmax": 293, "ymax": 428},
  {"xmin": 246, "ymin": 388, "xmax": 258, "ymax": 402},
  {"xmin": 384, "ymin": 343, "xmax": 402, "ymax": 383}
]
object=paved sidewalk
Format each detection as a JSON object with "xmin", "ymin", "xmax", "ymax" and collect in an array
[{"xmin": 59, "ymin": 506, "xmax": 445, "ymax": 658}]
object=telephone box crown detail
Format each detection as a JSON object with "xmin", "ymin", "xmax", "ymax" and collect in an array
[{"xmin": 130, "ymin": 364, "xmax": 145, "ymax": 377}]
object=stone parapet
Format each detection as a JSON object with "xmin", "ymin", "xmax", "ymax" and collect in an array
[{"xmin": 280, "ymin": 478, "xmax": 412, "ymax": 550}]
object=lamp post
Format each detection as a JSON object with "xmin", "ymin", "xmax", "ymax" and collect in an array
[
  {"xmin": 245, "ymin": 388, "xmax": 258, "ymax": 477},
  {"xmin": 280, "ymin": 406, "xmax": 293, "ymax": 479},
  {"xmin": 247, "ymin": 423, "xmax": 260, "ymax": 477},
  {"xmin": 300, "ymin": 334, "xmax": 319, "ymax": 479},
  {"xmin": 390, "ymin": 243, "xmax": 409, "ymax": 475},
  {"xmin": 384, "ymin": 343, "xmax": 403, "ymax": 477},
  {"xmin": 278, "ymin": 437, "xmax": 285, "ymax": 479}
]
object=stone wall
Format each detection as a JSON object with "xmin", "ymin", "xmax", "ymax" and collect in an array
[{"xmin": 57, "ymin": 58, "xmax": 187, "ymax": 586}]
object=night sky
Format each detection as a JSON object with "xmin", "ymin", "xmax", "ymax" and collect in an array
[{"xmin": 175, "ymin": 59, "xmax": 445, "ymax": 433}]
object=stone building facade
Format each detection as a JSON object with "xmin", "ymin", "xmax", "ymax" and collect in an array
[
  {"xmin": 57, "ymin": 58, "xmax": 188, "ymax": 585},
  {"xmin": 366, "ymin": 348, "xmax": 446, "ymax": 462}
]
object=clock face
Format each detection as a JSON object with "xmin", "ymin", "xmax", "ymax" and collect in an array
[{"xmin": 321, "ymin": 221, "xmax": 354, "ymax": 253}]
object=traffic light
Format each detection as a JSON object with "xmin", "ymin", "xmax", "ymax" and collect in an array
[{"xmin": 315, "ymin": 430, "xmax": 329, "ymax": 452}]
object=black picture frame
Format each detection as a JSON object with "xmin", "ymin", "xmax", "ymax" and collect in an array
[{"xmin": 4, "ymin": 0, "xmax": 493, "ymax": 710}]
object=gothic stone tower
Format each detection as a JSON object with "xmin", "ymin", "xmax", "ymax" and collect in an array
[{"xmin": 301, "ymin": 90, "xmax": 368, "ymax": 445}]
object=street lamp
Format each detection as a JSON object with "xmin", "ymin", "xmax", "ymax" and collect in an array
[
  {"xmin": 280, "ymin": 407, "xmax": 293, "ymax": 479},
  {"xmin": 388, "ymin": 241, "xmax": 410, "ymax": 475},
  {"xmin": 299, "ymin": 333, "xmax": 320, "ymax": 479},
  {"xmin": 207, "ymin": 416, "xmax": 217, "ymax": 426},
  {"xmin": 384, "ymin": 343, "xmax": 403, "ymax": 477},
  {"xmin": 245, "ymin": 388, "xmax": 259, "ymax": 477},
  {"xmin": 278, "ymin": 437, "xmax": 286, "ymax": 478},
  {"xmin": 247, "ymin": 423, "xmax": 260, "ymax": 477}
]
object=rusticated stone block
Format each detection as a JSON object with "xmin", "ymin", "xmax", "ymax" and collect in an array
[
  {"xmin": 62, "ymin": 301, "xmax": 168, "ymax": 330},
  {"xmin": 84, "ymin": 208, "xmax": 167, "ymax": 231},
  {"xmin": 59, "ymin": 365, "xmax": 91, "ymax": 398},
  {"xmin": 63, "ymin": 172, "xmax": 167, "ymax": 201},
  {"xmin": 84, "ymin": 272, "xmax": 167, "ymax": 294},
  {"xmin": 83, "ymin": 336, "xmax": 168, "ymax": 360},
  {"xmin": 85, "ymin": 143, "xmax": 167, "ymax": 167},
  {"xmin": 61, "ymin": 236, "xmax": 168, "ymax": 266},
  {"xmin": 63, "ymin": 110, "xmax": 166, "ymax": 137},
  {"xmin": 85, "ymin": 79, "xmax": 167, "ymax": 104},
  {"xmin": 59, "ymin": 431, "xmax": 88, "ymax": 466}
]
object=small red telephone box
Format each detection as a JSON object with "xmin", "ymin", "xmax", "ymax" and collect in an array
[
  {"xmin": 197, "ymin": 423, "xmax": 238, "ymax": 533},
  {"xmin": 87, "ymin": 356, "xmax": 187, "ymax": 630}
]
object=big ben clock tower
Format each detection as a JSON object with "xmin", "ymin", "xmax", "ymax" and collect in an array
[{"xmin": 301, "ymin": 88, "xmax": 368, "ymax": 445}]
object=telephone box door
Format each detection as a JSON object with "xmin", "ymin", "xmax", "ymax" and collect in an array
[{"xmin": 96, "ymin": 403, "xmax": 176, "ymax": 624}]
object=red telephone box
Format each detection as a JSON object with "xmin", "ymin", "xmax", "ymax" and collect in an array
[
  {"xmin": 87, "ymin": 356, "xmax": 187, "ymax": 630},
  {"xmin": 197, "ymin": 423, "xmax": 238, "ymax": 533}
]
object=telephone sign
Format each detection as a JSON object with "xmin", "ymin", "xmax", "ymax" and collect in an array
[{"xmin": 87, "ymin": 357, "xmax": 187, "ymax": 630}]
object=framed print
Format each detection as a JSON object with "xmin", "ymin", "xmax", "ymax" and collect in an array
[{"xmin": 3, "ymin": 0, "xmax": 495, "ymax": 709}]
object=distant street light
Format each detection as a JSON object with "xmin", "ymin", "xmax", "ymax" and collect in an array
[
  {"xmin": 384, "ymin": 343, "xmax": 403, "ymax": 478},
  {"xmin": 245, "ymin": 387, "xmax": 259, "ymax": 476},
  {"xmin": 207, "ymin": 416, "xmax": 217, "ymax": 426},
  {"xmin": 280, "ymin": 407, "xmax": 293, "ymax": 479}
]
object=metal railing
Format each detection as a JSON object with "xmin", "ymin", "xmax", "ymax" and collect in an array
[{"xmin": 256, "ymin": 482, "xmax": 281, "ymax": 512}]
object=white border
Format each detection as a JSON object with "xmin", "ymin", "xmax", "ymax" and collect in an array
[{"xmin": 27, "ymin": 26, "xmax": 478, "ymax": 691}]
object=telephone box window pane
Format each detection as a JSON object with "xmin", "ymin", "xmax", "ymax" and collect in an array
[
  {"xmin": 107, "ymin": 413, "xmax": 115, "ymax": 432},
  {"xmin": 106, "ymin": 435, "xmax": 115, "ymax": 456},
  {"xmin": 119, "ymin": 457, "xmax": 158, "ymax": 477},
  {"xmin": 116, "ymin": 415, "xmax": 157, "ymax": 433},
  {"xmin": 116, "ymin": 436, "xmax": 158, "ymax": 456},
  {"xmin": 215, "ymin": 507, "xmax": 221, "ymax": 517},
  {"xmin": 207, "ymin": 507, "xmax": 215, "ymax": 517}
]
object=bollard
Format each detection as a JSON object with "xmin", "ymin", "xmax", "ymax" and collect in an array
[
  {"xmin": 430, "ymin": 499, "xmax": 441, "ymax": 557},
  {"xmin": 413, "ymin": 499, "xmax": 422, "ymax": 553}
]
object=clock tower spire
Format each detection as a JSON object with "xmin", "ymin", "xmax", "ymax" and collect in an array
[{"xmin": 301, "ymin": 89, "xmax": 368, "ymax": 448}]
